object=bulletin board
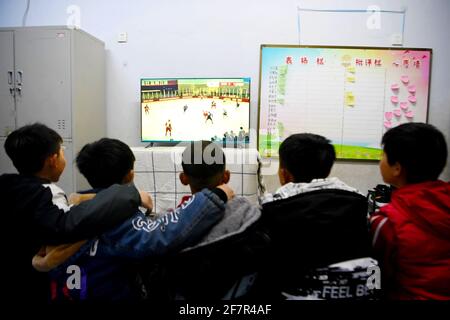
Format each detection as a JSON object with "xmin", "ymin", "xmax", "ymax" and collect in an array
[{"xmin": 258, "ymin": 45, "xmax": 432, "ymax": 160}]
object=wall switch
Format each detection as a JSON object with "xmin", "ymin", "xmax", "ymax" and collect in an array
[
  {"xmin": 118, "ymin": 32, "xmax": 128, "ymax": 43},
  {"xmin": 391, "ymin": 33, "xmax": 403, "ymax": 46}
]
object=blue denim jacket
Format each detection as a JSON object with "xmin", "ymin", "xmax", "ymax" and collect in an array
[{"xmin": 49, "ymin": 189, "xmax": 226, "ymax": 301}]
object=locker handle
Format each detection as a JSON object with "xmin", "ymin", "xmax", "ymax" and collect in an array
[
  {"xmin": 7, "ymin": 71, "xmax": 13, "ymax": 85},
  {"xmin": 17, "ymin": 71, "xmax": 23, "ymax": 86}
]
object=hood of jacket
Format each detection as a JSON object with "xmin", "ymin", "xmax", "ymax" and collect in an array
[{"xmin": 182, "ymin": 196, "xmax": 261, "ymax": 251}]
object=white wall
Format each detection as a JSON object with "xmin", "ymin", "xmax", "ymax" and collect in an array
[{"xmin": 1, "ymin": 0, "xmax": 449, "ymax": 194}]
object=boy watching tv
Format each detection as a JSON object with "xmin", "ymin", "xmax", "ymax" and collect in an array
[
  {"xmin": 370, "ymin": 122, "xmax": 450, "ymax": 300},
  {"xmin": 0, "ymin": 123, "xmax": 148, "ymax": 303},
  {"xmin": 149, "ymin": 140, "xmax": 261, "ymax": 300},
  {"xmin": 34, "ymin": 138, "xmax": 232, "ymax": 301},
  {"xmin": 179, "ymin": 140, "xmax": 260, "ymax": 242},
  {"xmin": 257, "ymin": 133, "xmax": 375, "ymax": 299}
]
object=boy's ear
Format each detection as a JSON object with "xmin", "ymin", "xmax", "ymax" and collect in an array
[
  {"xmin": 46, "ymin": 153, "xmax": 58, "ymax": 168},
  {"xmin": 391, "ymin": 162, "xmax": 408, "ymax": 187},
  {"xmin": 122, "ymin": 169, "xmax": 134, "ymax": 184},
  {"xmin": 392, "ymin": 162, "xmax": 402, "ymax": 176},
  {"xmin": 179, "ymin": 172, "xmax": 190, "ymax": 186},
  {"xmin": 392, "ymin": 162, "xmax": 408, "ymax": 181},
  {"xmin": 279, "ymin": 167, "xmax": 294, "ymax": 185},
  {"xmin": 222, "ymin": 170, "xmax": 230, "ymax": 184}
]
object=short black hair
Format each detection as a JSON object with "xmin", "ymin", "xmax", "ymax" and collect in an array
[
  {"xmin": 279, "ymin": 133, "xmax": 336, "ymax": 183},
  {"xmin": 4, "ymin": 123, "xmax": 63, "ymax": 175},
  {"xmin": 76, "ymin": 138, "xmax": 135, "ymax": 189},
  {"xmin": 181, "ymin": 141, "xmax": 226, "ymax": 190},
  {"xmin": 382, "ymin": 122, "xmax": 447, "ymax": 183}
]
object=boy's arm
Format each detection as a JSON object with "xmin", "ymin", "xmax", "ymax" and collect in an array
[
  {"xmin": 68, "ymin": 193, "xmax": 96, "ymax": 206},
  {"xmin": 35, "ymin": 184, "xmax": 142, "ymax": 245},
  {"xmin": 94, "ymin": 187, "xmax": 231, "ymax": 259},
  {"xmin": 369, "ymin": 208, "xmax": 397, "ymax": 289}
]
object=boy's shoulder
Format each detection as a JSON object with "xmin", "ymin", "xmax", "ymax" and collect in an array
[
  {"xmin": 381, "ymin": 180, "xmax": 450, "ymax": 217},
  {"xmin": 0, "ymin": 173, "xmax": 51, "ymax": 199},
  {"xmin": 190, "ymin": 196, "xmax": 261, "ymax": 248},
  {"xmin": 224, "ymin": 196, "xmax": 260, "ymax": 220},
  {"xmin": 0, "ymin": 173, "xmax": 31, "ymax": 184},
  {"xmin": 261, "ymin": 177, "xmax": 361, "ymax": 205}
]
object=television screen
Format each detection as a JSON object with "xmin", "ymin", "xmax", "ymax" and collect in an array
[{"xmin": 140, "ymin": 78, "xmax": 250, "ymax": 144}]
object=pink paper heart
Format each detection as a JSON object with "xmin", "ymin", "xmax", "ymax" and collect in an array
[
  {"xmin": 384, "ymin": 121, "xmax": 392, "ymax": 128},
  {"xmin": 391, "ymin": 96, "xmax": 399, "ymax": 104},
  {"xmin": 401, "ymin": 75, "xmax": 409, "ymax": 84},
  {"xmin": 400, "ymin": 102, "xmax": 408, "ymax": 110},
  {"xmin": 385, "ymin": 112, "xmax": 393, "ymax": 121},
  {"xmin": 393, "ymin": 109, "xmax": 402, "ymax": 117},
  {"xmin": 405, "ymin": 111, "xmax": 414, "ymax": 118},
  {"xmin": 408, "ymin": 95, "xmax": 417, "ymax": 103},
  {"xmin": 391, "ymin": 83, "xmax": 400, "ymax": 90},
  {"xmin": 408, "ymin": 85, "xmax": 416, "ymax": 93}
]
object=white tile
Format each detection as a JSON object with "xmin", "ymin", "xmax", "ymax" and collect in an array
[
  {"xmin": 243, "ymin": 174, "xmax": 258, "ymax": 195},
  {"xmin": 154, "ymin": 172, "xmax": 176, "ymax": 193},
  {"xmin": 229, "ymin": 174, "xmax": 243, "ymax": 195},
  {"xmin": 133, "ymin": 172, "xmax": 155, "ymax": 192},
  {"xmin": 133, "ymin": 149, "xmax": 154, "ymax": 171},
  {"xmin": 153, "ymin": 151, "xmax": 177, "ymax": 171}
]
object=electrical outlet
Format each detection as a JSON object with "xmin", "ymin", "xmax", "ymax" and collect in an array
[{"xmin": 118, "ymin": 32, "xmax": 128, "ymax": 43}]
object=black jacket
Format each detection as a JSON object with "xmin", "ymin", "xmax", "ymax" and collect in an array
[
  {"xmin": 253, "ymin": 188, "xmax": 372, "ymax": 299},
  {"xmin": 0, "ymin": 174, "xmax": 141, "ymax": 303}
]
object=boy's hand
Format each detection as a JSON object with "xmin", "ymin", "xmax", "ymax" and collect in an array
[
  {"xmin": 68, "ymin": 193, "xmax": 96, "ymax": 205},
  {"xmin": 217, "ymin": 184, "xmax": 235, "ymax": 200},
  {"xmin": 139, "ymin": 190, "xmax": 153, "ymax": 212}
]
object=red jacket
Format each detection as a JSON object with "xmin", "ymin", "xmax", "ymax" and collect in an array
[{"xmin": 370, "ymin": 180, "xmax": 450, "ymax": 300}]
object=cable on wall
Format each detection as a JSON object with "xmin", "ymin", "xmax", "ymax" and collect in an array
[{"xmin": 22, "ymin": 0, "xmax": 31, "ymax": 27}]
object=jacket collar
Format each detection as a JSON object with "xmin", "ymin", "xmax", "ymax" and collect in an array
[{"xmin": 261, "ymin": 177, "xmax": 361, "ymax": 205}]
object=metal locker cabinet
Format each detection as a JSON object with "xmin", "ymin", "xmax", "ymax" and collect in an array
[
  {"xmin": 0, "ymin": 27, "xmax": 105, "ymax": 194},
  {"xmin": 0, "ymin": 31, "xmax": 15, "ymax": 137},
  {"xmin": 14, "ymin": 28, "xmax": 72, "ymax": 138}
]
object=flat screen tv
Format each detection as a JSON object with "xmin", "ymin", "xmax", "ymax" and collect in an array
[{"xmin": 140, "ymin": 78, "xmax": 250, "ymax": 144}]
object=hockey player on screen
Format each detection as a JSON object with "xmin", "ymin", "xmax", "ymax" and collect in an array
[
  {"xmin": 183, "ymin": 104, "xmax": 188, "ymax": 113},
  {"xmin": 239, "ymin": 127, "xmax": 246, "ymax": 141},
  {"xmin": 165, "ymin": 120, "xmax": 172, "ymax": 136},
  {"xmin": 205, "ymin": 112, "xmax": 213, "ymax": 124},
  {"xmin": 144, "ymin": 104, "xmax": 149, "ymax": 115}
]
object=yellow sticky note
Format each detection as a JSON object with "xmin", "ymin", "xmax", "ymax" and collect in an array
[
  {"xmin": 347, "ymin": 75, "xmax": 355, "ymax": 83},
  {"xmin": 345, "ymin": 92, "xmax": 355, "ymax": 106},
  {"xmin": 347, "ymin": 66, "xmax": 356, "ymax": 73}
]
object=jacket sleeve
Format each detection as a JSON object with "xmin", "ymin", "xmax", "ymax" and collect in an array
[
  {"xmin": 34, "ymin": 184, "xmax": 141, "ymax": 245},
  {"xmin": 369, "ymin": 207, "xmax": 397, "ymax": 287},
  {"xmin": 93, "ymin": 188, "xmax": 226, "ymax": 259}
]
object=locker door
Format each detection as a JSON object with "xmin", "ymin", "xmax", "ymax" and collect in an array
[
  {"xmin": 58, "ymin": 140, "xmax": 75, "ymax": 194},
  {"xmin": 0, "ymin": 31, "xmax": 16, "ymax": 137},
  {"xmin": 0, "ymin": 137, "xmax": 17, "ymax": 174},
  {"xmin": 14, "ymin": 29, "xmax": 72, "ymax": 138}
]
